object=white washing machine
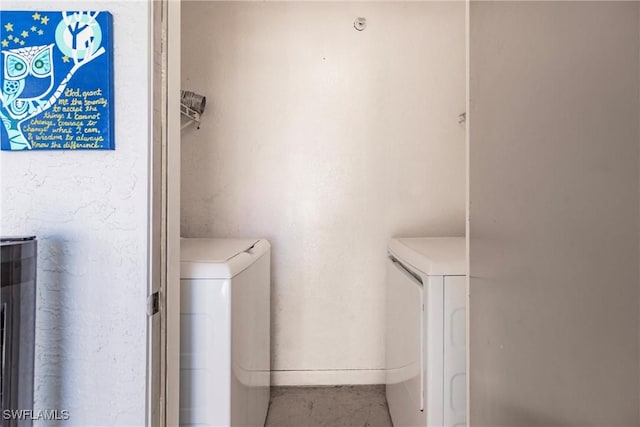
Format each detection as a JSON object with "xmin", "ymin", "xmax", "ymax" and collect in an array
[
  {"xmin": 180, "ymin": 238, "xmax": 271, "ymax": 427},
  {"xmin": 386, "ymin": 237, "xmax": 466, "ymax": 427}
]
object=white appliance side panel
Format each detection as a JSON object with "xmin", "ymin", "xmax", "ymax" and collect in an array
[
  {"xmin": 180, "ymin": 279, "xmax": 232, "ymax": 427},
  {"xmin": 385, "ymin": 257, "xmax": 424, "ymax": 427},
  {"xmin": 426, "ymin": 275, "xmax": 444, "ymax": 427},
  {"xmin": 443, "ymin": 275, "xmax": 467, "ymax": 427},
  {"xmin": 231, "ymin": 250, "xmax": 271, "ymax": 427}
]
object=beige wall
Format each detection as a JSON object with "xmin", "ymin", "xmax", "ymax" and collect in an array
[
  {"xmin": 181, "ymin": 1, "xmax": 465, "ymax": 383},
  {"xmin": 469, "ymin": 2, "xmax": 640, "ymax": 425}
]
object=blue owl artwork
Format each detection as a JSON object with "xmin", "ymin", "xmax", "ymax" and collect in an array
[{"xmin": 0, "ymin": 11, "xmax": 114, "ymax": 150}]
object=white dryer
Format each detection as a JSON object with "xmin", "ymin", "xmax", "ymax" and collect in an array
[
  {"xmin": 386, "ymin": 237, "xmax": 466, "ymax": 427},
  {"xmin": 180, "ymin": 238, "xmax": 271, "ymax": 427}
]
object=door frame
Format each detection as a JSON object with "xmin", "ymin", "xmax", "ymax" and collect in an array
[
  {"xmin": 147, "ymin": 0, "xmax": 181, "ymax": 425},
  {"xmin": 146, "ymin": 0, "xmax": 164, "ymax": 425},
  {"xmin": 165, "ymin": 0, "xmax": 181, "ymax": 425}
]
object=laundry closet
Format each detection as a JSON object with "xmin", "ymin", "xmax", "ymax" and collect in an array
[{"xmin": 179, "ymin": 1, "xmax": 465, "ymax": 426}]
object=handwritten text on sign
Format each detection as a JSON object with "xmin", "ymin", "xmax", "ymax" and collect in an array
[{"xmin": 26, "ymin": 88, "xmax": 109, "ymax": 149}]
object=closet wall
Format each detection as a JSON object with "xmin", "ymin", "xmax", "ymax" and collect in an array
[{"xmin": 181, "ymin": 1, "xmax": 465, "ymax": 383}]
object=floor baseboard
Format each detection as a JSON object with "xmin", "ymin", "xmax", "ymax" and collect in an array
[{"xmin": 271, "ymin": 369, "xmax": 386, "ymax": 386}]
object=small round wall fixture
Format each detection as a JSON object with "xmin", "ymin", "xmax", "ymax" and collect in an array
[{"xmin": 354, "ymin": 17, "xmax": 366, "ymax": 31}]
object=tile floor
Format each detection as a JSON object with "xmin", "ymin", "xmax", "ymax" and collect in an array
[{"xmin": 265, "ymin": 385, "xmax": 393, "ymax": 427}]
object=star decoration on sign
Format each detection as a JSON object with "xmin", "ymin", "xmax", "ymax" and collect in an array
[
  {"xmin": 13, "ymin": 38, "xmax": 20, "ymax": 44},
  {"xmin": 37, "ymin": 30, "xmax": 44, "ymax": 36},
  {"xmin": 7, "ymin": 35, "xmax": 13, "ymax": 40},
  {"xmin": 20, "ymin": 41, "xmax": 24, "ymax": 46},
  {"xmin": 21, "ymin": 30, "xmax": 28, "ymax": 38},
  {"xmin": 0, "ymin": 40, "xmax": 8, "ymax": 48},
  {"xmin": 30, "ymin": 26, "xmax": 37, "ymax": 32},
  {"xmin": 62, "ymin": 55, "xmax": 70, "ymax": 63},
  {"xmin": 32, "ymin": 12, "xmax": 41, "ymax": 21},
  {"xmin": 40, "ymin": 16, "xmax": 49, "ymax": 25},
  {"xmin": 4, "ymin": 23, "xmax": 13, "ymax": 32}
]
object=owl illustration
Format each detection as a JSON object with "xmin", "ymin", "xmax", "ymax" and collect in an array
[{"xmin": 1, "ymin": 44, "xmax": 54, "ymax": 116}]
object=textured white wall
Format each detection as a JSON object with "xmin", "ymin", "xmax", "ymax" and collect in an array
[
  {"xmin": 0, "ymin": 1, "xmax": 149, "ymax": 425},
  {"xmin": 181, "ymin": 1, "xmax": 465, "ymax": 383},
  {"xmin": 469, "ymin": 2, "xmax": 640, "ymax": 425}
]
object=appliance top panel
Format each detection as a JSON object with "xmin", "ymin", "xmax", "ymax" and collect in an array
[
  {"xmin": 181, "ymin": 238, "xmax": 259, "ymax": 262},
  {"xmin": 0, "ymin": 236, "xmax": 36, "ymax": 246},
  {"xmin": 180, "ymin": 238, "xmax": 269, "ymax": 279},
  {"xmin": 388, "ymin": 237, "xmax": 466, "ymax": 276}
]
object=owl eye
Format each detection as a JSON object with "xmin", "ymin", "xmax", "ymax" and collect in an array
[
  {"xmin": 31, "ymin": 48, "xmax": 51, "ymax": 77},
  {"xmin": 4, "ymin": 53, "xmax": 28, "ymax": 79}
]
